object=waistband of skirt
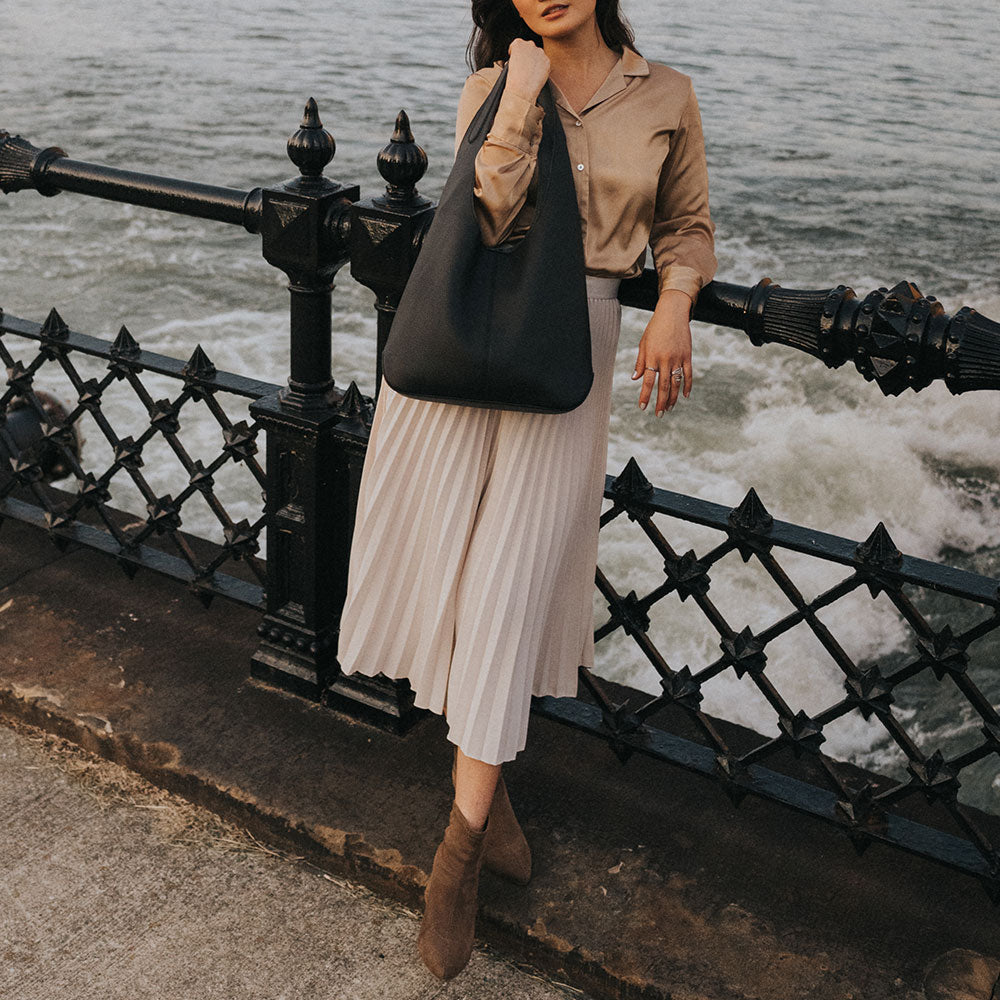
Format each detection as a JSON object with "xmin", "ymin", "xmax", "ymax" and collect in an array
[{"xmin": 585, "ymin": 274, "xmax": 622, "ymax": 299}]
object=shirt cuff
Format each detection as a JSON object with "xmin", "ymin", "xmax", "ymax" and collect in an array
[
  {"xmin": 486, "ymin": 90, "xmax": 545, "ymax": 155},
  {"xmin": 656, "ymin": 265, "xmax": 704, "ymax": 306}
]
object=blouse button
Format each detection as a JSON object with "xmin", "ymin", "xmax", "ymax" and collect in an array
[
  {"xmin": 576, "ymin": 163, "xmax": 584, "ymax": 171},
  {"xmin": 574, "ymin": 120, "xmax": 582, "ymax": 127}
]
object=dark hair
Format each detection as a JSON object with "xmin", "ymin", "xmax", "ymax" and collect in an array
[{"xmin": 466, "ymin": 0, "xmax": 639, "ymax": 71}]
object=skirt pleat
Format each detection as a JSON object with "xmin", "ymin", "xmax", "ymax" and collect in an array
[{"xmin": 337, "ymin": 275, "xmax": 623, "ymax": 764}]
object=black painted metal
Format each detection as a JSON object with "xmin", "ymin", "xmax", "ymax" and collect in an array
[
  {"xmin": 531, "ymin": 457, "xmax": 1000, "ymax": 903},
  {"xmin": 2, "ymin": 103, "xmax": 999, "ymax": 899},
  {"xmin": 5, "ymin": 125, "xmax": 999, "ymax": 401},
  {"xmin": 0, "ymin": 387, "xmax": 81, "ymax": 483},
  {"xmin": 247, "ymin": 99, "xmax": 355, "ymax": 699},
  {"xmin": 533, "ymin": 694, "xmax": 995, "ymax": 881},
  {"xmin": 349, "ymin": 109, "xmax": 434, "ymax": 401},
  {"xmin": 0, "ymin": 308, "xmax": 270, "ymax": 608},
  {"xmin": 245, "ymin": 100, "xmax": 417, "ymax": 727},
  {"xmin": 619, "ymin": 271, "xmax": 1000, "ymax": 397},
  {"xmin": 0, "ymin": 129, "xmax": 262, "ymax": 229}
]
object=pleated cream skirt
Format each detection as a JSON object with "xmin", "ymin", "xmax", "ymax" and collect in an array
[{"xmin": 337, "ymin": 273, "xmax": 623, "ymax": 765}]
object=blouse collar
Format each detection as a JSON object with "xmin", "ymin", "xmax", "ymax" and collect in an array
[{"xmin": 552, "ymin": 45, "xmax": 650, "ymax": 116}]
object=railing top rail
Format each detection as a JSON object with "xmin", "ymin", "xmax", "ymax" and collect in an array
[{"xmin": 3, "ymin": 115, "xmax": 1000, "ymax": 399}]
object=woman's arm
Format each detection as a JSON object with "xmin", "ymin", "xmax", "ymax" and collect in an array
[
  {"xmin": 633, "ymin": 80, "xmax": 717, "ymax": 417},
  {"xmin": 454, "ymin": 69, "xmax": 544, "ymax": 246},
  {"xmin": 647, "ymin": 81, "xmax": 718, "ymax": 303}
]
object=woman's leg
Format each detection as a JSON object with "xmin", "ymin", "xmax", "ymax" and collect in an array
[
  {"xmin": 418, "ymin": 746, "xmax": 497, "ymax": 978},
  {"xmin": 453, "ymin": 747, "xmax": 499, "ymax": 831}
]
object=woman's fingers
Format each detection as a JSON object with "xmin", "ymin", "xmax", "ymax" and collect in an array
[
  {"xmin": 634, "ymin": 343, "xmax": 694, "ymax": 415},
  {"xmin": 632, "ymin": 344, "xmax": 645, "ymax": 381},
  {"xmin": 649, "ymin": 358, "xmax": 693, "ymax": 415},
  {"xmin": 633, "ymin": 345, "xmax": 658, "ymax": 410},
  {"xmin": 641, "ymin": 367, "xmax": 658, "ymax": 410},
  {"xmin": 666, "ymin": 363, "xmax": 683, "ymax": 412},
  {"xmin": 659, "ymin": 367, "xmax": 676, "ymax": 415}
]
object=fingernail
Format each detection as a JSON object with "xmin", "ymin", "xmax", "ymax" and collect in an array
[
  {"xmin": 657, "ymin": 409, "xmax": 664, "ymax": 417},
  {"xmin": 639, "ymin": 400, "xmax": 646, "ymax": 409}
]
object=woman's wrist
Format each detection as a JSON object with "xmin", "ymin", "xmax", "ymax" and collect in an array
[{"xmin": 654, "ymin": 287, "xmax": 694, "ymax": 319}]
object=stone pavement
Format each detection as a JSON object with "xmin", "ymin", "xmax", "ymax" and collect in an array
[{"xmin": 0, "ymin": 716, "xmax": 586, "ymax": 1000}]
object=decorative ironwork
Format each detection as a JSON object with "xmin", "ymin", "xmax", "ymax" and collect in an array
[
  {"xmin": 0, "ymin": 129, "xmax": 262, "ymax": 225},
  {"xmin": 534, "ymin": 459, "xmax": 1000, "ymax": 903},
  {"xmin": 248, "ymin": 98, "xmax": 371, "ymax": 706},
  {"xmin": 0, "ymin": 383, "xmax": 81, "ymax": 481},
  {"xmin": 0, "ymin": 104, "xmax": 416, "ymax": 726},
  {"xmin": 349, "ymin": 107, "xmax": 434, "ymax": 398},
  {"xmin": 4, "ymin": 124, "xmax": 999, "ymax": 400},
  {"xmin": 0, "ymin": 130, "xmax": 66, "ymax": 197},
  {"xmin": 1, "ymin": 308, "xmax": 271, "ymax": 609}
]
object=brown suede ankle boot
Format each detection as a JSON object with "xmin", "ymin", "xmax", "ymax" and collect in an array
[
  {"xmin": 417, "ymin": 800, "xmax": 488, "ymax": 979},
  {"xmin": 452, "ymin": 748, "xmax": 532, "ymax": 885}
]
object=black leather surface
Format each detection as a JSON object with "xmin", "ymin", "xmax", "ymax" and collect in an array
[{"xmin": 382, "ymin": 66, "xmax": 592, "ymax": 412}]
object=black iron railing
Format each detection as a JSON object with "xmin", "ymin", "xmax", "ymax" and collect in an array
[
  {"xmin": 0, "ymin": 308, "xmax": 271, "ymax": 608},
  {"xmin": 538, "ymin": 465, "xmax": 1000, "ymax": 900},
  {"xmin": 2, "ymin": 100, "xmax": 998, "ymax": 902}
]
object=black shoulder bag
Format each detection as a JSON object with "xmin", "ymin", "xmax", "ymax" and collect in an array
[{"xmin": 381, "ymin": 66, "xmax": 592, "ymax": 413}]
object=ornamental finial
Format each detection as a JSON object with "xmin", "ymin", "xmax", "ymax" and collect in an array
[
  {"xmin": 376, "ymin": 109, "xmax": 428, "ymax": 206},
  {"xmin": 286, "ymin": 97, "xmax": 335, "ymax": 182}
]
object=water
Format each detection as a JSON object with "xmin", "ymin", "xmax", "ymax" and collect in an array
[{"xmin": 2, "ymin": 0, "xmax": 998, "ymax": 811}]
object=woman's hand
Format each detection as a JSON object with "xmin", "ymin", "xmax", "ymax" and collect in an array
[
  {"xmin": 631, "ymin": 289, "xmax": 694, "ymax": 417},
  {"xmin": 506, "ymin": 38, "xmax": 551, "ymax": 104}
]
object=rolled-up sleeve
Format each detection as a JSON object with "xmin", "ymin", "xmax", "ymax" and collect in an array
[
  {"xmin": 454, "ymin": 71, "xmax": 544, "ymax": 247},
  {"xmin": 648, "ymin": 82, "xmax": 717, "ymax": 304}
]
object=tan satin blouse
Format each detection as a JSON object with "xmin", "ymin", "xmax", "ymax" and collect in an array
[{"xmin": 454, "ymin": 45, "xmax": 717, "ymax": 304}]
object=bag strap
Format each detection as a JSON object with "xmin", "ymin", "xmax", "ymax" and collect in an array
[
  {"xmin": 463, "ymin": 65, "xmax": 511, "ymax": 147},
  {"xmin": 460, "ymin": 65, "xmax": 565, "ymax": 222},
  {"xmin": 463, "ymin": 64, "xmax": 559, "ymax": 148}
]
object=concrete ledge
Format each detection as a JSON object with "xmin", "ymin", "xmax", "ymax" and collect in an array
[{"xmin": 2, "ymin": 514, "xmax": 999, "ymax": 1000}]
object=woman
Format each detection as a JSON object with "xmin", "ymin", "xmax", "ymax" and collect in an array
[{"xmin": 337, "ymin": 0, "xmax": 716, "ymax": 979}]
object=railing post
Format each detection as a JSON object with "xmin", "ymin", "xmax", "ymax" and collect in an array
[
  {"xmin": 248, "ymin": 99, "xmax": 360, "ymax": 700},
  {"xmin": 348, "ymin": 110, "xmax": 434, "ymax": 399},
  {"xmin": 317, "ymin": 110, "xmax": 435, "ymax": 730}
]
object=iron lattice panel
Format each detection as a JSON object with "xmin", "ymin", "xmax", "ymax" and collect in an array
[
  {"xmin": 0, "ymin": 307, "xmax": 275, "ymax": 608},
  {"xmin": 535, "ymin": 456, "xmax": 1000, "ymax": 904}
]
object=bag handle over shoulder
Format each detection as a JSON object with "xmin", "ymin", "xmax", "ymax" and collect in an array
[{"xmin": 460, "ymin": 65, "xmax": 561, "ymax": 244}]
